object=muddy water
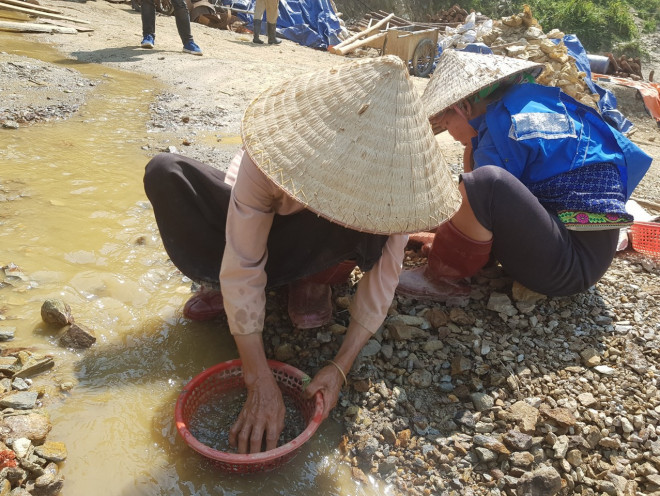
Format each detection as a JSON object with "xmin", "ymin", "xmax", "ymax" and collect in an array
[{"xmin": 0, "ymin": 34, "xmax": 388, "ymax": 496}]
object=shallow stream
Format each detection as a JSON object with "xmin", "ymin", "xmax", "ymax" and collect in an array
[{"xmin": 0, "ymin": 33, "xmax": 387, "ymax": 496}]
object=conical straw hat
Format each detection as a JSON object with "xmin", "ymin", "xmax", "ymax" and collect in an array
[
  {"xmin": 423, "ymin": 50, "xmax": 544, "ymax": 121},
  {"xmin": 241, "ymin": 55, "xmax": 461, "ymax": 235}
]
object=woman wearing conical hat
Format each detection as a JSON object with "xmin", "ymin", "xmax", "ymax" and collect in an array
[
  {"xmin": 397, "ymin": 49, "xmax": 652, "ymax": 301},
  {"xmin": 144, "ymin": 56, "xmax": 461, "ymax": 454}
]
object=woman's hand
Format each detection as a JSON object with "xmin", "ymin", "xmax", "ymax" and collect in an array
[
  {"xmin": 303, "ymin": 322, "xmax": 372, "ymax": 419},
  {"xmin": 303, "ymin": 364, "xmax": 345, "ymax": 419},
  {"xmin": 229, "ymin": 373, "xmax": 285, "ymax": 453},
  {"xmin": 230, "ymin": 333, "xmax": 285, "ymax": 453}
]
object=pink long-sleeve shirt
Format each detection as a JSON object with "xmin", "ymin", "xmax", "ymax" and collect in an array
[{"xmin": 220, "ymin": 149, "xmax": 406, "ymax": 336}]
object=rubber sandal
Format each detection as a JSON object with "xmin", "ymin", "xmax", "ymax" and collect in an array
[{"xmin": 183, "ymin": 289, "xmax": 225, "ymax": 321}]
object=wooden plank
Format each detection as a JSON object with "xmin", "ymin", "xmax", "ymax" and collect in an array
[
  {"xmin": 0, "ymin": 19, "xmax": 76, "ymax": 32},
  {"xmin": 0, "ymin": 1, "xmax": 90, "ymax": 24},
  {"xmin": 334, "ymin": 31, "xmax": 386, "ymax": 56},
  {"xmin": 330, "ymin": 12, "xmax": 393, "ymax": 53},
  {"xmin": 0, "ymin": 0, "xmax": 62, "ymax": 14},
  {"xmin": 38, "ymin": 18, "xmax": 93, "ymax": 31}
]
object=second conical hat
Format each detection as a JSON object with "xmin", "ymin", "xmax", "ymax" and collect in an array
[{"xmin": 423, "ymin": 49, "xmax": 544, "ymax": 120}]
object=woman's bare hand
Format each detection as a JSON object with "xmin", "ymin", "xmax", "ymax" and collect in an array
[
  {"xmin": 303, "ymin": 364, "xmax": 343, "ymax": 419},
  {"xmin": 229, "ymin": 373, "xmax": 285, "ymax": 454}
]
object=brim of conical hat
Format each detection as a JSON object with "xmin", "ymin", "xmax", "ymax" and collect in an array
[
  {"xmin": 423, "ymin": 50, "xmax": 544, "ymax": 121},
  {"xmin": 241, "ymin": 55, "xmax": 462, "ymax": 235}
]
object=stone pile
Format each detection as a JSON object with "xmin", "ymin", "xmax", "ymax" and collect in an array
[
  {"xmin": 478, "ymin": 5, "xmax": 601, "ymax": 110},
  {"xmin": 0, "ymin": 337, "xmax": 67, "ymax": 496},
  {"xmin": 262, "ymin": 247, "xmax": 660, "ymax": 496}
]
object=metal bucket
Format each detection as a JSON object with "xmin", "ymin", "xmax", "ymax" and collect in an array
[{"xmin": 587, "ymin": 54, "xmax": 610, "ymax": 74}]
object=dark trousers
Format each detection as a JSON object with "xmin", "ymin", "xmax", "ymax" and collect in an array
[
  {"xmin": 141, "ymin": 0, "xmax": 192, "ymax": 44},
  {"xmin": 143, "ymin": 153, "xmax": 388, "ymax": 289},
  {"xmin": 462, "ymin": 166, "xmax": 618, "ymax": 296}
]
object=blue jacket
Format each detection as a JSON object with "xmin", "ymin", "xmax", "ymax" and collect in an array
[{"xmin": 470, "ymin": 83, "xmax": 651, "ymax": 200}]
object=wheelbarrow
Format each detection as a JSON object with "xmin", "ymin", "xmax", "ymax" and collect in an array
[
  {"xmin": 377, "ymin": 25, "xmax": 439, "ymax": 77},
  {"xmin": 330, "ymin": 17, "xmax": 439, "ymax": 78}
]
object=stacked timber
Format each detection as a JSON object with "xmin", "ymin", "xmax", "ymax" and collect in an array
[
  {"xmin": 606, "ymin": 53, "xmax": 644, "ymax": 80},
  {"xmin": 427, "ymin": 4, "xmax": 489, "ymax": 26},
  {"xmin": 350, "ymin": 10, "xmax": 458, "ymax": 32},
  {"xmin": 329, "ymin": 12, "xmax": 393, "ymax": 56},
  {"xmin": 0, "ymin": 0, "xmax": 90, "ymax": 33}
]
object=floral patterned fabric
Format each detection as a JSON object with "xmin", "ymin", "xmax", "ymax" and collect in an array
[{"xmin": 527, "ymin": 162, "xmax": 632, "ymax": 231}]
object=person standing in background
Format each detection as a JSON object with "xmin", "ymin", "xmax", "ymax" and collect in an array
[
  {"xmin": 140, "ymin": 0, "xmax": 204, "ymax": 55},
  {"xmin": 252, "ymin": 0, "xmax": 281, "ymax": 45}
]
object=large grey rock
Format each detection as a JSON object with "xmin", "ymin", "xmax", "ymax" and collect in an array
[{"xmin": 517, "ymin": 466, "xmax": 562, "ymax": 496}]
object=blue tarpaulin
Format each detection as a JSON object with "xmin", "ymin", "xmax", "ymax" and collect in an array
[{"xmin": 223, "ymin": 0, "xmax": 342, "ymax": 49}]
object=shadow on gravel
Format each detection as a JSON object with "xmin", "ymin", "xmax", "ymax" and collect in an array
[{"xmin": 67, "ymin": 46, "xmax": 173, "ymax": 64}]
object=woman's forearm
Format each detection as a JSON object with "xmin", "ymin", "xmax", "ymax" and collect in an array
[
  {"xmin": 330, "ymin": 321, "xmax": 372, "ymax": 374},
  {"xmin": 233, "ymin": 332, "xmax": 272, "ymax": 386}
]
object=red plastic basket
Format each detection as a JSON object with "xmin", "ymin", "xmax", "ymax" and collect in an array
[
  {"xmin": 631, "ymin": 221, "xmax": 660, "ymax": 260},
  {"xmin": 175, "ymin": 359, "xmax": 323, "ymax": 474}
]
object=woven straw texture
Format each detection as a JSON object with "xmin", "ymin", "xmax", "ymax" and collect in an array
[
  {"xmin": 241, "ymin": 55, "xmax": 461, "ymax": 235},
  {"xmin": 423, "ymin": 50, "xmax": 544, "ymax": 120}
]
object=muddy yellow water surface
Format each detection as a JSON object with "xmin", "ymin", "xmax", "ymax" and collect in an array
[{"xmin": 0, "ymin": 34, "xmax": 387, "ymax": 495}]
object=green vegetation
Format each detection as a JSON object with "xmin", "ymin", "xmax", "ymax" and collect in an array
[{"xmin": 424, "ymin": 0, "xmax": 660, "ymax": 53}]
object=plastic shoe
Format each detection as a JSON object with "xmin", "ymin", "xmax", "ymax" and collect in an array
[
  {"xmin": 396, "ymin": 265, "xmax": 471, "ymax": 301},
  {"xmin": 183, "ymin": 41, "xmax": 203, "ymax": 56},
  {"xmin": 183, "ymin": 289, "xmax": 224, "ymax": 321},
  {"xmin": 141, "ymin": 34, "xmax": 155, "ymax": 49},
  {"xmin": 287, "ymin": 280, "xmax": 332, "ymax": 329}
]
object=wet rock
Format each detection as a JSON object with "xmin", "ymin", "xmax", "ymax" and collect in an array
[
  {"xmin": 58, "ymin": 323, "xmax": 96, "ymax": 349},
  {"xmin": 0, "ymin": 357, "xmax": 19, "ymax": 376},
  {"xmin": 0, "ymin": 392, "xmax": 38, "ymax": 410},
  {"xmin": 14, "ymin": 355, "xmax": 54, "ymax": 379},
  {"xmin": 0, "ymin": 413, "xmax": 52, "ymax": 444},
  {"xmin": 34, "ymin": 442, "xmax": 67, "ymax": 463},
  {"xmin": 40, "ymin": 300, "xmax": 74, "ymax": 327},
  {"xmin": 31, "ymin": 471, "xmax": 65, "ymax": 496},
  {"xmin": 1, "ymin": 120, "xmax": 19, "ymax": 129},
  {"xmin": 0, "ymin": 328, "xmax": 15, "ymax": 342}
]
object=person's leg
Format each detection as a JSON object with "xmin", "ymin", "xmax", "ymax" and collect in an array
[
  {"xmin": 170, "ymin": 0, "xmax": 192, "ymax": 43},
  {"xmin": 397, "ymin": 180, "xmax": 493, "ymax": 300},
  {"xmin": 144, "ymin": 153, "xmax": 387, "ymax": 321},
  {"xmin": 252, "ymin": 0, "xmax": 265, "ymax": 44},
  {"xmin": 463, "ymin": 166, "xmax": 618, "ymax": 296},
  {"xmin": 169, "ymin": 0, "xmax": 203, "ymax": 54},
  {"xmin": 140, "ymin": 0, "xmax": 156, "ymax": 47},
  {"xmin": 265, "ymin": 0, "xmax": 280, "ymax": 44},
  {"xmin": 144, "ymin": 153, "xmax": 230, "ymax": 287}
]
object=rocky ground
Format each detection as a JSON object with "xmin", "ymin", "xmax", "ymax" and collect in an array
[{"xmin": 2, "ymin": 1, "xmax": 660, "ymax": 495}]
